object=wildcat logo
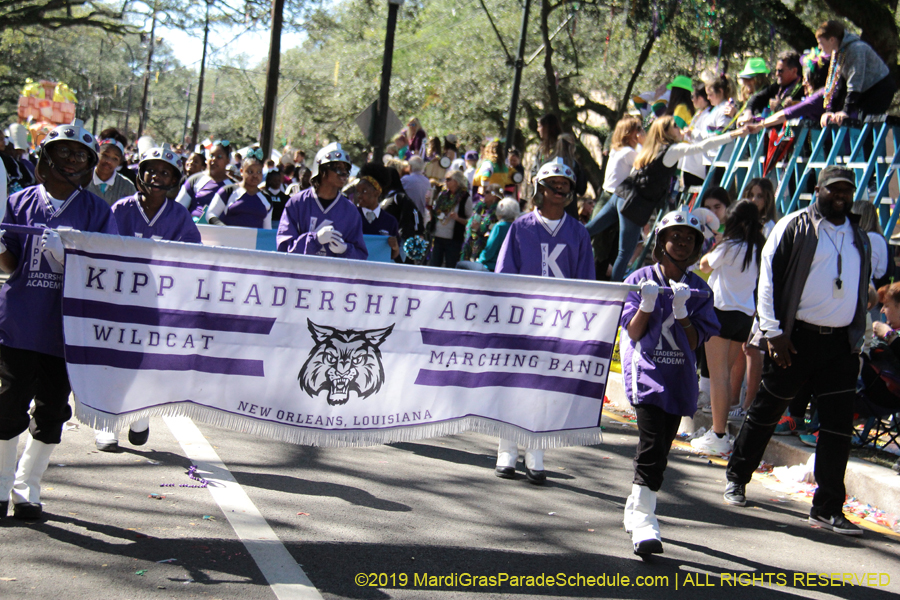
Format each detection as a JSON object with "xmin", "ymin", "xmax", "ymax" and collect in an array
[{"xmin": 298, "ymin": 319, "xmax": 394, "ymax": 405}]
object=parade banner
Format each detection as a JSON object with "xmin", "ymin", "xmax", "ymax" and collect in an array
[
  {"xmin": 60, "ymin": 230, "xmax": 628, "ymax": 448},
  {"xmin": 197, "ymin": 224, "xmax": 394, "ymax": 262}
]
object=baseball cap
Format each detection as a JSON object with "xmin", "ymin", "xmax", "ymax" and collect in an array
[
  {"xmin": 817, "ymin": 166, "xmax": 856, "ymax": 188},
  {"xmin": 465, "ymin": 150, "xmax": 478, "ymax": 161}
]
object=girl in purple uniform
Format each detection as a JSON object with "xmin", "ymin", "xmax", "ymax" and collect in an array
[
  {"xmin": 277, "ymin": 142, "xmax": 367, "ymax": 260},
  {"xmin": 494, "ymin": 158, "xmax": 594, "ymax": 485},
  {"xmin": 207, "ymin": 151, "xmax": 272, "ymax": 229},
  {"xmin": 620, "ymin": 207, "xmax": 718, "ymax": 555},
  {"xmin": 97, "ymin": 144, "xmax": 201, "ymax": 452},
  {"xmin": 175, "ymin": 140, "xmax": 232, "ymax": 219},
  {"xmin": 0, "ymin": 120, "xmax": 117, "ymax": 520}
]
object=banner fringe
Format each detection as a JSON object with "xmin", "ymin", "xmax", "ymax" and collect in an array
[{"xmin": 74, "ymin": 401, "xmax": 604, "ymax": 449}]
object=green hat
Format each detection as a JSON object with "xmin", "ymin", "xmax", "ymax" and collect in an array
[
  {"xmin": 738, "ymin": 58, "xmax": 770, "ymax": 78},
  {"xmin": 666, "ymin": 76, "xmax": 694, "ymax": 93}
]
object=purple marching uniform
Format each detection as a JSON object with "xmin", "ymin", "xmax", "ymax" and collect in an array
[
  {"xmin": 0, "ymin": 186, "xmax": 117, "ymax": 357},
  {"xmin": 0, "ymin": 186, "xmax": 116, "ymax": 448},
  {"xmin": 175, "ymin": 174, "xmax": 228, "ymax": 219},
  {"xmin": 359, "ymin": 206, "xmax": 400, "ymax": 238},
  {"xmin": 620, "ymin": 265, "xmax": 719, "ymax": 417},
  {"xmin": 211, "ymin": 186, "xmax": 271, "ymax": 229},
  {"xmin": 495, "ymin": 210, "xmax": 594, "ymax": 279},
  {"xmin": 276, "ymin": 187, "xmax": 367, "ymax": 260},
  {"xmin": 111, "ymin": 195, "xmax": 201, "ymax": 243}
]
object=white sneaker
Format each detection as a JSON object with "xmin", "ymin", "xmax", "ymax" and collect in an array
[{"xmin": 690, "ymin": 429, "xmax": 733, "ymax": 456}]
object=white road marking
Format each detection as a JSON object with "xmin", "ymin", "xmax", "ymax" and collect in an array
[{"xmin": 164, "ymin": 415, "xmax": 324, "ymax": 600}]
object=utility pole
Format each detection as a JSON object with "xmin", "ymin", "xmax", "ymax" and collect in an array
[
  {"xmin": 137, "ymin": 4, "xmax": 158, "ymax": 139},
  {"xmin": 191, "ymin": 0, "xmax": 212, "ymax": 148},
  {"xmin": 182, "ymin": 83, "xmax": 192, "ymax": 147},
  {"xmin": 372, "ymin": 0, "xmax": 404, "ymax": 165},
  {"xmin": 259, "ymin": 0, "xmax": 285, "ymax": 160},
  {"xmin": 92, "ymin": 38, "xmax": 104, "ymax": 137},
  {"xmin": 504, "ymin": 0, "xmax": 531, "ymax": 157}
]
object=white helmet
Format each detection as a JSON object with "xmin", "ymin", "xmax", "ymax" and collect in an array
[
  {"xmin": 534, "ymin": 157, "xmax": 576, "ymax": 187},
  {"xmin": 137, "ymin": 143, "xmax": 184, "ymax": 197},
  {"xmin": 37, "ymin": 119, "xmax": 100, "ymax": 186},
  {"xmin": 311, "ymin": 142, "xmax": 351, "ymax": 179},
  {"xmin": 41, "ymin": 119, "xmax": 100, "ymax": 163},
  {"xmin": 653, "ymin": 206, "xmax": 705, "ymax": 264},
  {"xmin": 532, "ymin": 157, "xmax": 576, "ymax": 207}
]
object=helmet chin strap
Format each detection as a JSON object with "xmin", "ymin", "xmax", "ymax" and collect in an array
[
  {"xmin": 44, "ymin": 153, "xmax": 93, "ymax": 190},
  {"xmin": 660, "ymin": 247, "xmax": 690, "ymax": 279}
]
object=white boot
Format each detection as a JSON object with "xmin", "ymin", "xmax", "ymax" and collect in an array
[
  {"xmin": 623, "ymin": 491, "xmax": 636, "ymax": 533},
  {"xmin": 495, "ymin": 438, "xmax": 518, "ymax": 478},
  {"xmin": 0, "ymin": 436, "xmax": 19, "ymax": 518},
  {"xmin": 524, "ymin": 448, "xmax": 546, "ymax": 484},
  {"xmin": 11, "ymin": 436, "xmax": 56, "ymax": 520},
  {"xmin": 630, "ymin": 484, "xmax": 663, "ymax": 555},
  {"xmin": 95, "ymin": 428, "xmax": 119, "ymax": 452}
]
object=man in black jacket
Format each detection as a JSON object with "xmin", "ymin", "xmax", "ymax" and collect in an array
[
  {"xmin": 742, "ymin": 51, "xmax": 804, "ymax": 120},
  {"xmin": 723, "ymin": 166, "xmax": 870, "ymax": 537}
]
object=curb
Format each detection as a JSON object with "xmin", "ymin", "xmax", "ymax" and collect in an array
[{"xmin": 605, "ymin": 372, "xmax": 900, "ymax": 516}]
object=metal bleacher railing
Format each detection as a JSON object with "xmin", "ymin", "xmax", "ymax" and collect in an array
[{"xmin": 682, "ymin": 115, "xmax": 900, "ymax": 235}]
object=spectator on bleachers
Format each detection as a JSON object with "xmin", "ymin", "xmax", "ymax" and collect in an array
[{"xmin": 817, "ymin": 20, "xmax": 898, "ymax": 126}]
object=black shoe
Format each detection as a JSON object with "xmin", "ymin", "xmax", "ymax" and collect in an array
[
  {"xmin": 13, "ymin": 502, "xmax": 42, "ymax": 520},
  {"xmin": 128, "ymin": 427, "xmax": 150, "ymax": 446},
  {"xmin": 494, "ymin": 466, "xmax": 516, "ymax": 479},
  {"xmin": 634, "ymin": 539, "xmax": 664, "ymax": 555},
  {"xmin": 0, "ymin": 500, "xmax": 7, "ymax": 519},
  {"xmin": 809, "ymin": 511, "xmax": 863, "ymax": 536},
  {"xmin": 524, "ymin": 465, "xmax": 546, "ymax": 485},
  {"xmin": 95, "ymin": 439, "xmax": 119, "ymax": 452},
  {"xmin": 723, "ymin": 481, "xmax": 746, "ymax": 506}
]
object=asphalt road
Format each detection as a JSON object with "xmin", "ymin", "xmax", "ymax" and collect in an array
[{"xmin": 1, "ymin": 410, "xmax": 898, "ymax": 600}]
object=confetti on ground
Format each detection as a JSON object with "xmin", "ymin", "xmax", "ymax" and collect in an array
[
  {"xmin": 296, "ymin": 512, "xmax": 310, "ymax": 516},
  {"xmin": 202, "ymin": 515, "xmax": 215, "ymax": 520},
  {"xmin": 548, "ymin": 512, "xmax": 557, "ymax": 516},
  {"xmin": 845, "ymin": 497, "xmax": 899, "ymax": 531},
  {"xmin": 148, "ymin": 494, "xmax": 165, "ymax": 500},
  {"xmin": 0, "ymin": 578, "xmax": 16, "ymax": 582},
  {"xmin": 135, "ymin": 570, "xmax": 147, "ymax": 576},
  {"xmin": 156, "ymin": 559, "xmax": 177, "ymax": 563}
]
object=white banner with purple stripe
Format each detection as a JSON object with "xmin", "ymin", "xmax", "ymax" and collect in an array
[{"xmin": 60, "ymin": 230, "xmax": 628, "ymax": 448}]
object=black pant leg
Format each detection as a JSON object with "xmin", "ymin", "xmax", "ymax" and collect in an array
[
  {"xmin": 727, "ymin": 331, "xmax": 818, "ymax": 484},
  {"xmin": 0, "ymin": 345, "xmax": 39, "ymax": 441},
  {"xmin": 810, "ymin": 347, "xmax": 859, "ymax": 516},
  {"xmin": 633, "ymin": 404, "xmax": 682, "ymax": 492},
  {"xmin": 30, "ymin": 352, "xmax": 72, "ymax": 445}
]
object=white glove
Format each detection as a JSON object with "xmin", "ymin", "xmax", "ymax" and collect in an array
[
  {"xmin": 638, "ymin": 279, "xmax": 659, "ymax": 313},
  {"xmin": 315, "ymin": 225, "xmax": 341, "ymax": 246},
  {"xmin": 40, "ymin": 229, "xmax": 65, "ymax": 265},
  {"xmin": 0, "ymin": 229, "xmax": 6, "ymax": 255},
  {"xmin": 669, "ymin": 279, "xmax": 690, "ymax": 320},
  {"xmin": 329, "ymin": 238, "xmax": 348, "ymax": 254}
]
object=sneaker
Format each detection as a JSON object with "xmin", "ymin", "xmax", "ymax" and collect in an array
[
  {"xmin": 701, "ymin": 403, "xmax": 713, "ymax": 414},
  {"xmin": 799, "ymin": 431, "xmax": 818, "ymax": 447},
  {"xmin": 727, "ymin": 407, "xmax": 747, "ymax": 422},
  {"xmin": 773, "ymin": 415, "xmax": 805, "ymax": 436},
  {"xmin": 723, "ymin": 481, "xmax": 746, "ymax": 506},
  {"xmin": 809, "ymin": 511, "xmax": 863, "ymax": 536},
  {"xmin": 690, "ymin": 429, "xmax": 733, "ymax": 455}
]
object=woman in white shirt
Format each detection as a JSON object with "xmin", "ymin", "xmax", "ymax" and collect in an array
[
  {"xmin": 692, "ymin": 200, "xmax": 766, "ymax": 456},
  {"xmin": 742, "ymin": 178, "xmax": 777, "ymax": 238},
  {"xmin": 680, "ymin": 86, "xmax": 714, "ymax": 189}
]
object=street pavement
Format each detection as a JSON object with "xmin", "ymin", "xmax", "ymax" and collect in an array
[{"xmin": 1, "ymin": 408, "xmax": 899, "ymax": 600}]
